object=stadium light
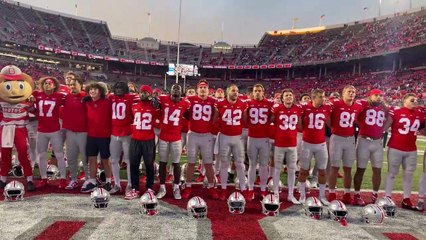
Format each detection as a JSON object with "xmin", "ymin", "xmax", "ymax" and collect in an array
[
  {"xmin": 379, "ymin": 0, "xmax": 382, "ymax": 16},
  {"xmin": 176, "ymin": 0, "xmax": 182, "ymax": 84}
]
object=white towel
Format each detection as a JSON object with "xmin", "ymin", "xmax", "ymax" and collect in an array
[{"xmin": 1, "ymin": 125, "xmax": 16, "ymax": 148}]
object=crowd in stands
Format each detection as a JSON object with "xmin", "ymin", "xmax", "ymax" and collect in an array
[
  {"xmin": 2, "ymin": 56, "xmax": 425, "ymax": 108},
  {"xmin": 1, "ymin": 0, "xmax": 425, "ymax": 67}
]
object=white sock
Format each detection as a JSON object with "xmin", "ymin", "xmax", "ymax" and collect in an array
[
  {"xmin": 0, "ymin": 176, "xmax": 7, "ymax": 182},
  {"xmin": 27, "ymin": 176, "xmax": 33, "ymax": 182},
  {"xmin": 259, "ymin": 165, "xmax": 269, "ymax": 190},
  {"xmin": 235, "ymin": 162, "xmax": 247, "ymax": 191},
  {"xmin": 385, "ymin": 172, "xmax": 396, "ymax": 197},
  {"xmin": 269, "ymin": 165, "xmax": 274, "ymax": 178},
  {"xmin": 54, "ymin": 153, "xmax": 66, "ymax": 178},
  {"xmin": 186, "ymin": 182, "xmax": 192, "ymax": 188},
  {"xmin": 418, "ymin": 173, "xmax": 426, "ymax": 198},
  {"xmin": 111, "ymin": 160, "xmax": 121, "ymax": 186},
  {"xmin": 330, "ymin": 188, "xmax": 336, "ymax": 193},
  {"xmin": 247, "ymin": 164, "xmax": 256, "ymax": 190},
  {"xmin": 173, "ymin": 184, "xmax": 179, "ymax": 190},
  {"xmin": 287, "ymin": 169, "xmax": 296, "ymax": 196},
  {"xmin": 319, "ymin": 184, "xmax": 326, "ymax": 199},
  {"xmin": 106, "ymin": 178, "xmax": 111, "ymax": 184},
  {"xmin": 220, "ymin": 162, "xmax": 229, "ymax": 190},
  {"xmin": 160, "ymin": 184, "xmax": 166, "ymax": 190},
  {"xmin": 354, "ymin": 191, "xmax": 360, "ymax": 195},
  {"xmin": 344, "ymin": 188, "xmax": 351, "ymax": 194},
  {"xmin": 299, "ymin": 182, "xmax": 306, "ymax": 197},
  {"xmin": 402, "ymin": 171, "xmax": 414, "ymax": 199}
]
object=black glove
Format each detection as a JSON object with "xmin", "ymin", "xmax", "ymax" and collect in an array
[
  {"xmin": 151, "ymin": 97, "xmax": 160, "ymax": 109},
  {"xmin": 81, "ymin": 96, "xmax": 92, "ymax": 103},
  {"xmin": 183, "ymin": 110, "xmax": 190, "ymax": 120}
]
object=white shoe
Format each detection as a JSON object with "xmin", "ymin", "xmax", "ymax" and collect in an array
[
  {"xmin": 156, "ymin": 187, "xmax": 166, "ymax": 199},
  {"xmin": 173, "ymin": 187, "xmax": 182, "ymax": 200},
  {"xmin": 299, "ymin": 195, "xmax": 306, "ymax": 204},
  {"xmin": 109, "ymin": 185, "xmax": 122, "ymax": 194},
  {"xmin": 320, "ymin": 197, "xmax": 330, "ymax": 206},
  {"xmin": 288, "ymin": 196, "xmax": 301, "ymax": 205}
]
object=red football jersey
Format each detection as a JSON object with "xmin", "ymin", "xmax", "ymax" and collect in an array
[
  {"xmin": 159, "ymin": 95, "xmax": 190, "ymax": 142},
  {"xmin": 62, "ymin": 92, "xmax": 87, "ymax": 132},
  {"xmin": 86, "ymin": 98, "xmax": 112, "ymax": 138},
  {"xmin": 131, "ymin": 101, "xmax": 159, "ymax": 141},
  {"xmin": 387, "ymin": 107, "xmax": 425, "ymax": 151},
  {"xmin": 109, "ymin": 94, "xmax": 135, "ymax": 136},
  {"xmin": 187, "ymin": 95, "xmax": 216, "ymax": 134},
  {"xmin": 329, "ymin": 99, "xmax": 364, "ymax": 136},
  {"xmin": 247, "ymin": 98, "xmax": 273, "ymax": 138},
  {"xmin": 0, "ymin": 101, "xmax": 32, "ymax": 127},
  {"xmin": 301, "ymin": 102, "xmax": 332, "ymax": 144},
  {"xmin": 272, "ymin": 103, "xmax": 302, "ymax": 147},
  {"xmin": 33, "ymin": 91, "xmax": 65, "ymax": 133},
  {"xmin": 215, "ymin": 98, "xmax": 248, "ymax": 136},
  {"xmin": 357, "ymin": 99, "xmax": 387, "ymax": 139}
]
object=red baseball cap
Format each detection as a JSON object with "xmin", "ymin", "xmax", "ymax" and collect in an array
[
  {"xmin": 140, "ymin": 85, "xmax": 153, "ymax": 94},
  {"xmin": 216, "ymin": 88, "xmax": 224, "ymax": 93},
  {"xmin": 370, "ymin": 89, "xmax": 384, "ymax": 96}
]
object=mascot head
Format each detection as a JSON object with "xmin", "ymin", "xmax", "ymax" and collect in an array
[{"xmin": 0, "ymin": 65, "xmax": 34, "ymax": 104}]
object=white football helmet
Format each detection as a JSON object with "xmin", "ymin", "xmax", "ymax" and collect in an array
[
  {"xmin": 139, "ymin": 191, "xmax": 159, "ymax": 216},
  {"xmin": 90, "ymin": 188, "xmax": 110, "ymax": 208},
  {"xmin": 375, "ymin": 196, "xmax": 397, "ymax": 217},
  {"xmin": 328, "ymin": 200, "xmax": 348, "ymax": 226},
  {"xmin": 361, "ymin": 204, "xmax": 386, "ymax": 224},
  {"xmin": 261, "ymin": 194, "xmax": 280, "ymax": 216},
  {"xmin": 187, "ymin": 196, "xmax": 207, "ymax": 219},
  {"xmin": 3, "ymin": 180, "xmax": 25, "ymax": 201},
  {"xmin": 47, "ymin": 164, "xmax": 59, "ymax": 180},
  {"xmin": 267, "ymin": 178, "xmax": 282, "ymax": 193},
  {"xmin": 304, "ymin": 197, "xmax": 323, "ymax": 219},
  {"xmin": 234, "ymin": 176, "xmax": 248, "ymax": 191},
  {"xmin": 227, "ymin": 191, "xmax": 246, "ymax": 214}
]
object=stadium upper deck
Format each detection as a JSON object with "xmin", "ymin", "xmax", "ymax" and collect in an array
[{"xmin": 0, "ymin": 0, "xmax": 425, "ymax": 68}]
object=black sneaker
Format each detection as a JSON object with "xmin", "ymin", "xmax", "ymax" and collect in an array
[
  {"xmin": 0, "ymin": 180, "xmax": 6, "ymax": 189},
  {"xmin": 81, "ymin": 182, "xmax": 98, "ymax": 193},
  {"xmin": 104, "ymin": 182, "xmax": 112, "ymax": 191},
  {"xmin": 27, "ymin": 181, "xmax": 35, "ymax": 192}
]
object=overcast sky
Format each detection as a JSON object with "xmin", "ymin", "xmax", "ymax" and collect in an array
[{"xmin": 14, "ymin": 0, "xmax": 426, "ymax": 45}]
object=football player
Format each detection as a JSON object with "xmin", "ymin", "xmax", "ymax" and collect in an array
[
  {"xmin": 328, "ymin": 85, "xmax": 363, "ymax": 204},
  {"xmin": 246, "ymin": 84, "xmax": 273, "ymax": 200},
  {"xmin": 182, "ymin": 80, "xmax": 218, "ymax": 199},
  {"xmin": 383, "ymin": 93, "xmax": 424, "ymax": 209},
  {"xmin": 156, "ymin": 84, "xmax": 190, "ymax": 199},
  {"xmin": 298, "ymin": 89, "xmax": 332, "ymax": 205},
  {"xmin": 353, "ymin": 89, "xmax": 387, "ymax": 205},
  {"xmin": 214, "ymin": 84, "xmax": 248, "ymax": 201},
  {"xmin": 33, "ymin": 77, "xmax": 67, "ymax": 189}
]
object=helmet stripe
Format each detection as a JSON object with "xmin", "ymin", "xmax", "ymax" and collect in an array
[
  {"xmin": 196, "ymin": 196, "xmax": 201, "ymax": 205},
  {"xmin": 13, "ymin": 181, "xmax": 16, "ymax": 188},
  {"xmin": 149, "ymin": 192, "xmax": 153, "ymax": 201}
]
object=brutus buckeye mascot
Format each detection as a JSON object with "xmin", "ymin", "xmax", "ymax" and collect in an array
[{"xmin": 0, "ymin": 65, "xmax": 36, "ymax": 191}]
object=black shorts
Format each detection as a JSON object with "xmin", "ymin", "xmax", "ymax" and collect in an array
[{"xmin": 86, "ymin": 136, "xmax": 111, "ymax": 159}]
